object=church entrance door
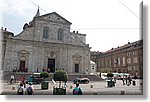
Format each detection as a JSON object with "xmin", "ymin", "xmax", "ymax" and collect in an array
[
  {"xmin": 75, "ymin": 64, "xmax": 79, "ymax": 73},
  {"xmin": 48, "ymin": 59, "xmax": 55, "ymax": 73},
  {"xmin": 20, "ymin": 61, "xmax": 25, "ymax": 72}
]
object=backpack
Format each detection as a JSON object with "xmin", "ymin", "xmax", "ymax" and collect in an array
[
  {"xmin": 27, "ymin": 86, "xmax": 33, "ymax": 95},
  {"xmin": 78, "ymin": 88, "xmax": 82, "ymax": 95},
  {"xmin": 17, "ymin": 87, "xmax": 24, "ymax": 95},
  {"xmin": 73, "ymin": 87, "xmax": 82, "ymax": 95}
]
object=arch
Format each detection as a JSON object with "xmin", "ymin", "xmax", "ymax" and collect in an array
[
  {"xmin": 17, "ymin": 50, "xmax": 29, "ymax": 72},
  {"xmin": 43, "ymin": 26, "xmax": 49, "ymax": 38},
  {"xmin": 72, "ymin": 54, "xmax": 82, "ymax": 73},
  {"xmin": 47, "ymin": 51, "xmax": 57, "ymax": 58}
]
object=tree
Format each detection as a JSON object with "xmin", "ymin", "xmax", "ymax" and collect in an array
[
  {"xmin": 52, "ymin": 70, "xmax": 68, "ymax": 88},
  {"xmin": 40, "ymin": 72, "xmax": 49, "ymax": 81}
]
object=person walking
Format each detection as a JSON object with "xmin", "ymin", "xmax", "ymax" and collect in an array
[
  {"xmin": 128, "ymin": 75, "xmax": 132, "ymax": 85},
  {"xmin": 21, "ymin": 76, "xmax": 26, "ymax": 88},
  {"xmin": 25, "ymin": 83, "xmax": 34, "ymax": 95},
  {"xmin": 73, "ymin": 83, "xmax": 82, "ymax": 95},
  {"xmin": 125, "ymin": 76, "xmax": 128, "ymax": 85},
  {"xmin": 10, "ymin": 75, "xmax": 15, "ymax": 84},
  {"xmin": 122, "ymin": 76, "xmax": 125, "ymax": 85}
]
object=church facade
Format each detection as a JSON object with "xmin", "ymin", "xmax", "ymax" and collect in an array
[{"xmin": 1, "ymin": 9, "xmax": 91, "ymax": 74}]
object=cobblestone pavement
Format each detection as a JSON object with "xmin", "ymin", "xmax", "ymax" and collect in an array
[{"xmin": 0, "ymin": 79, "xmax": 143, "ymax": 95}]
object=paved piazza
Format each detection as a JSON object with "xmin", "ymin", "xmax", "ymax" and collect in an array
[{"xmin": 0, "ymin": 79, "xmax": 142, "ymax": 95}]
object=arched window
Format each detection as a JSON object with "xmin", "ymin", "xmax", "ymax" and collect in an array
[
  {"xmin": 57, "ymin": 28, "xmax": 63, "ymax": 40},
  {"xmin": 43, "ymin": 26, "xmax": 49, "ymax": 38}
]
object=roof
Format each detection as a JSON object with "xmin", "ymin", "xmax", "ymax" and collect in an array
[
  {"xmin": 35, "ymin": 12, "xmax": 72, "ymax": 24},
  {"xmin": 105, "ymin": 40, "xmax": 143, "ymax": 54}
]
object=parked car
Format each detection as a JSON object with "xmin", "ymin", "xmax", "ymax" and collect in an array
[
  {"xmin": 26, "ymin": 73, "xmax": 44, "ymax": 84},
  {"xmin": 73, "ymin": 78, "xmax": 90, "ymax": 84}
]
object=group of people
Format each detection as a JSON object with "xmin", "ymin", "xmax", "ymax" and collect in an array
[
  {"xmin": 9, "ymin": 75, "xmax": 34, "ymax": 95},
  {"xmin": 121, "ymin": 75, "xmax": 133, "ymax": 86},
  {"xmin": 17, "ymin": 82, "xmax": 82, "ymax": 95},
  {"xmin": 13, "ymin": 67, "xmax": 28, "ymax": 73},
  {"xmin": 17, "ymin": 76, "xmax": 34, "ymax": 95},
  {"xmin": 10, "ymin": 74, "xmax": 83, "ymax": 95},
  {"xmin": 17, "ymin": 82, "xmax": 34, "ymax": 95}
]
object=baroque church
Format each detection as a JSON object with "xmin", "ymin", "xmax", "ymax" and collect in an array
[{"xmin": 1, "ymin": 8, "xmax": 91, "ymax": 74}]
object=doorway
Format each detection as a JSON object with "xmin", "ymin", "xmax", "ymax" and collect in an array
[
  {"xmin": 75, "ymin": 64, "xmax": 79, "ymax": 73},
  {"xmin": 20, "ymin": 61, "xmax": 25, "ymax": 72},
  {"xmin": 47, "ymin": 59, "xmax": 55, "ymax": 73}
]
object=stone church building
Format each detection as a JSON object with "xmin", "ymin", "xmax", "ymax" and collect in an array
[{"xmin": 1, "ymin": 9, "xmax": 91, "ymax": 74}]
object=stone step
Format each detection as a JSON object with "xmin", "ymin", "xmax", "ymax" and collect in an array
[{"xmin": 2, "ymin": 72, "xmax": 104, "ymax": 82}]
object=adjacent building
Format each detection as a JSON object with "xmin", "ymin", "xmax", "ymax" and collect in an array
[
  {"xmin": 95, "ymin": 40, "xmax": 143, "ymax": 77},
  {"xmin": 1, "ymin": 9, "xmax": 91, "ymax": 74}
]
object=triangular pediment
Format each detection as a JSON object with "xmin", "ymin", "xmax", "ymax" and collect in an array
[{"xmin": 36, "ymin": 12, "xmax": 72, "ymax": 25}]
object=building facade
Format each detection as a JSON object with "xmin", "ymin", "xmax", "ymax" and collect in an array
[
  {"xmin": 1, "ymin": 9, "xmax": 91, "ymax": 74},
  {"xmin": 95, "ymin": 40, "xmax": 143, "ymax": 77}
]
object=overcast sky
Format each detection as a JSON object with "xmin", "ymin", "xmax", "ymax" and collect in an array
[{"xmin": 0, "ymin": 0, "xmax": 142, "ymax": 52}]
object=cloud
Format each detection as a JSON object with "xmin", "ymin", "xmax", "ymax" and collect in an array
[{"xmin": 1, "ymin": 0, "xmax": 35, "ymax": 16}]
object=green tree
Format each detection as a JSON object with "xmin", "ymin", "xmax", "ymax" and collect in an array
[
  {"xmin": 40, "ymin": 72, "xmax": 49, "ymax": 81},
  {"xmin": 52, "ymin": 70, "xmax": 68, "ymax": 88}
]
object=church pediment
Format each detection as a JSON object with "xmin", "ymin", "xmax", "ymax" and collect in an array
[
  {"xmin": 72, "ymin": 54, "xmax": 82, "ymax": 58},
  {"xmin": 17, "ymin": 50, "xmax": 29, "ymax": 54},
  {"xmin": 36, "ymin": 12, "xmax": 72, "ymax": 25}
]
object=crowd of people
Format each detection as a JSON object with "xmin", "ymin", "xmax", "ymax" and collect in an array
[
  {"xmin": 8, "ymin": 73, "xmax": 136, "ymax": 95},
  {"xmin": 121, "ymin": 75, "xmax": 135, "ymax": 86},
  {"xmin": 10, "ymin": 74, "xmax": 82, "ymax": 95}
]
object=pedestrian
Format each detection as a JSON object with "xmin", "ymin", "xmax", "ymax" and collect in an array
[
  {"xmin": 21, "ymin": 76, "xmax": 26, "ymax": 88},
  {"xmin": 128, "ymin": 75, "xmax": 132, "ymax": 85},
  {"xmin": 64, "ymin": 82, "xmax": 68, "ymax": 89},
  {"xmin": 28, "ymin": 75, "xmax": 33, "ymax": 84},
  {"xmin": 37, "ymin": 68, "xmax": 39, "ymax": 73},
  {"xmin": 14, "ymin": 67, "xmax": 17, "ymax": 72},
  {"xmin": 17, "ymin": 83, "xmax": 24, "ymax": 95},
  {"xmin": 73, "ymin": 83, "xmax": 82, "ymax": 95},
  {"xmin": 10, "ymin": 75, "xmax": 15, "ymax": 84},
  {"xmin": 25, "ymin": 83, "xmax": 34, "ymax": 95},
  {"xmin": 125, "ymin": 76, "xmax": 128, "ymax": 85},
  {"xmin": 122, "ymin": 76, "xmax": 125, "ymax": 85}
]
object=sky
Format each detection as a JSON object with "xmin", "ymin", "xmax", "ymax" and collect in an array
[{"xmin": 0, "ymin": 0, "xmax": 142, "ymax": 52}]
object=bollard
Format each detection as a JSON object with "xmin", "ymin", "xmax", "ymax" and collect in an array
[
  {"xmin": 12, "ymin": 86, "xmax": 15, "ymax": 90},
  {"xmin": 132, "ymin": 80, "xmax": 136, "ymax": 86},
  {"xmin": 121, "ymin": 89, "xmax": 125, "ymax": 95},
  {"xmin": 70, "ymin": 86, "xmax": 72, "ymax": 89}
]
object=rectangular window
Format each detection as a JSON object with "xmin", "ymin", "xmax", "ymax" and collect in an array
[
  {"xmin": 109, "ymin": 59, "xmax": 111, "ymax": 67},
  {"xmin": 118, "ymin": 58, "xmax": 120, "ymax": 66},
  {"xmin": 133, "ymin": 57, "xmax": 138, "ymax": 63},
  {"xmin": 105, "ymin": 60, "xmax": 107, "ymax": 67},
  {"xmin": 122, "ymin": 57, "xmax": 125, "ymax": 66},
  {"xmin": 102, "ymin": 60, "xmax": 104, "ymax": 67},
  {"xmin": 127, "ymin": 58, "xmax": 131, "ymax": 64},
  {"xmin": 133, "ymin": 66, "xmax": 136, "ymax": 70},
  {"xmin": 127, "ymin": 52, "xmax": 131, "ymax": 56},
  {"xmin": 128, "ymin": 66, "xmax": 132, "ymax": 71}
]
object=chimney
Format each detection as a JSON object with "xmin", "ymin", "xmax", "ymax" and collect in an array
[
  {"xmin": 73, "ymin": 31, "xmax": 75, "ymax": 33},
  {"xmin": 4, "ymin": 28, "xmax": 7, "ymax": 31},
  {"xmin": 76, "ymin": 31, "xmax": 78, "ymax": 33},
  {"xmin": 128, "ymin": 42, "xmax": 130, "ymax": 44},
  {"xmin": 1, "ymin": 27, "xmax": 3, "ymax": 30}
]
